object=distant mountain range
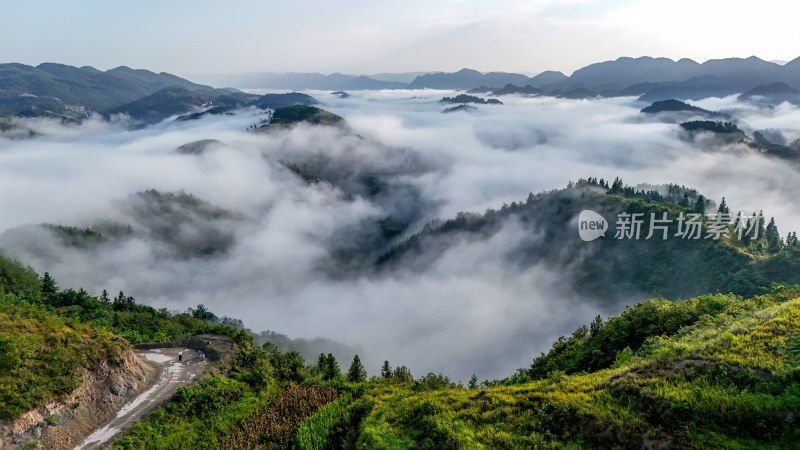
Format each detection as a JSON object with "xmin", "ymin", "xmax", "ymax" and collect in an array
[
  {"xmin": 193, "ymin": 72, "xmax": 408, "ymax": 90},
  {"xmin": 189, "ymin": 56, "xmax": 800, "ymax": 104},
  {"xmin": 0, "ymin": 63, "xmax": 324, "ymax": 124},
  {"xmin": 2, "ymin": 56, "xmax": 800, "ymax": 122}
]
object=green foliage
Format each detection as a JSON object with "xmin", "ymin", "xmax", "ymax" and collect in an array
[
  {"xmin": 253, "ymin": 329, "xmax": 358, "ymax": 372},
  {"xmin": 343, "ymin": 290, "xmax": 800, "ymax": 449},
  {"xmin": 749, "ymin": 131, "xmax": 800, "ymax": 160},
  {"xmin": 0, "ymin": 256, "xmax": 248, "ymax": 424},
  {"xmin": 30, "ymin": 269, "xmax": 240, "ymax": 346},
  {"xmin": 680, "ymin": 120, "xmax": 743, "ymax": 134},
  {"xmin": 380, "ymin": 360, "xmax": 392, "ymax": 379},
  {"xmin": 378, "ymin": 181, "xmax": 800, "ymax": 304},
  {"xmin": 262, "ymin": 105, "xmax": 343, "ymax": 129},
  {"xmin": 43, "ymin": 224, "xmax": 107, "ymax": 248},
  {"xmin": 218, "ymin": 384, "xmax": 339, "ymax": 449},
  {"xmin": 0, "ymin": 292, "xmax": 126, "ymax": 420},
  {"xmin": 113, "ymin": 334, "xmax": 334, "ymax": 449},
  {"xmin": 392, "ymin": 365, "xmax": 415, "ymax": 384},
  {"xmin": 318, "ymin": 353, "xmax": 342, "ymax": 381},
  {"xmin": 413, "ymin": 373, "xmax": 457, "ymax": 391},
  {"xmin": 40, "ymin": 272, "xmax": 58, "ymax": 304},
  {"xmin": 266, "ymin": 343, "xmax": 307, "ymax": 383},
  {"xmin": 766, "ymin": 217, "xmax": 783, "ymax": 254},
  {"xmin": 292, "ymin": 395, "xmax": 353, "ymax": 450},
  {"xmin": 113, "ymin": 375, "xmax": 266, "ymax": 450},
  {"xmin": 347, "ymin": 355, "xmax": 367, "ymax": 383},
  {"xmin": 0, "ymin": 254, "xmax": 41, "ymax": 300},
  {"xmin": 0, "ymin": 62, "xmax": 211, "ymax": 117},
  {"xmin": 104, "ymin": 87, "xmax": 222, "ymax": 124},
  {"xmin": 230, "ymin": 346, "xmax": 272, "ymax": 389},
  {"xmin": 641, "ymin": 99, "xmax": 718, "ymax": 115},
  {"xmin": 528, "ymin": 293, "xmax": 736, "ymax": 379},
  {"xmin": 439, "ymin": 94, "xmax": 503, "ymax": 105},
  {"xmin": 188, "ymin": 304, "xmax": 218, "ymax": 322}
]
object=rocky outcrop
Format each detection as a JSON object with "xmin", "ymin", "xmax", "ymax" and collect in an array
[{"xmin": 0, "ymin": 348, "xmax": 155, "ymax": 450}]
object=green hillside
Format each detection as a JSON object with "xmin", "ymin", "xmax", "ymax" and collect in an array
[
  {"xmin": 377, "ymin": 179, "xmax": 800, "ymax": 304},
  {"xmin": 0, "ymin": 293, "xmax": 126, "ymax": 420},
  {"xmin": 258, "ymin": 105, "xmax": 344, "ymax": 130},
  {"xmin": 0, "ymin": 63, "xmax": 212, "ymax": 117},
  {"xmin": 0, "ymin": 254, "xmax": 248, "ymax": 421},
  {"xmin": 679, "ymin": 121, "xmax": 743, "ymax": 134},
  {"xmin": 103, "ymin": 87, "xmax": 230, "ymax": 124},
  {"xmin": 3, "ymin": 249, "xmax": 800, "ymax": 448},
  {"xmin": 293, "ymin": 287, "xmax": 800, "ymax": 449},
  {"xmin": 641, "ymin": 99, "xmax": 720, "ymax": 116},
  {"xmin": 3, "ymin": 179, "xmax": 800, "ymax": 449}
]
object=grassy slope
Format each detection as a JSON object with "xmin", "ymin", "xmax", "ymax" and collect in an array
[
  {"xmin": 0, "ymin": 254, "xmax": 246, "ymax": 423},
  {"xmin": 0, "ymin": 293, "xmax": 127, "ymax": 420},
  {"xmin": 0, "ymin": 253, "xmax": 339, "ymax": 448},
  {"xmin": 296, "ymin": 289, "xmax": 800, "ymax": 449},
  {"xmin": 112, "ymin": 343, "xmax": 340, "ymax": 449},
  {"xmin": 112, "ymin": 375, "xmax": 271, "ymax": 449}
]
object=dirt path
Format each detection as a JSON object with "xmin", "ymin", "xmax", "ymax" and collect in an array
[{"xmin": 72, "ymin": 348, "xmax": 207, "ymax": 450}]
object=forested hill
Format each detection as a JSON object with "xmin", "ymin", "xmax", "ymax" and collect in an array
[
  {"xmin": 377, "ymin": 178, "xmax": 800, "ymax": 304},
  {"xmin": 333, "ymin": 287, "xmax": 800, "ymax": 449},
  {"xmin": 0, "ymin": 63, "xmax": 213, "ymax": 118},
  {"xmin": 3, "ymin": 208, "xmax": 800, "ymax": 448}
]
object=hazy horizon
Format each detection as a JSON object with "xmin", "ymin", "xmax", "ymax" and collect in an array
[
  {"xmin": 3, "ymin": 54, "xmax": 795, "ymax": 79},
  {"xmin": 1, "ymin": 0, "xmax": 798, "ymax": 78}
]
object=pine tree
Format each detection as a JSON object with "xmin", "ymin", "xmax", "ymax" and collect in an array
[
  {"xmin": 347, "ymin": 355, "xmax": 367, "ymax": 382},
  {"xmin": 41, "ymin": 272, "xmax": 59, "ymax": 304},
  {"xmin": 693, "ymin": 195, "xmax": 707, "ymax": 214},
  {"xmin": 468, "ymin": 374, "xmax": 479, "ymax": 389},
  {"xmin": 757, "ymin": 212, "xmax": 767, "ymax": 240},
  {"xmin": 766, "ymin": 217, "xmax": 782, "ymax": 254},
  {"xmin": 381, "ymin": 360, "xmax": 392, "ymax": 379},
  {"xmin": 114, "ymin": 291, "xmax": 125, "ymax": 308},
  {"xmin": 324, "ymin": 353, "xmax": 341, "ymax": 380},
  {"xmin": 589, "ymin": 315, "xmax": 604, "ymax": 336},
  {"xmin": 679, "ymin": 193, "xmax": 690, "ymax": 207},
  {"xmin": 99, "ymin": 289, "xmax": 110, "ymax": 303},
  {"xmin": 610, "ymin": 177, "xmax": 623, "ymax": 194},
  {"xmin": 787, "ymin": 232, "xmax": 799, "ymax": 249},
  {"xmin": 393, "ymin": 365, "xmax": 414, "ymax": 383},
  {"xmin": 717, "ymin": 197, "xmax": 730, "ymax": 214}
]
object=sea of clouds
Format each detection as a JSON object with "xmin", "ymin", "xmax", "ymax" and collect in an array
[{"xmin": 1, "ymin": 91, "xmax": 798, "ymax": 380}]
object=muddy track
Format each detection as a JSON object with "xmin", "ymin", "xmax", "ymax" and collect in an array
[{"xmin": 73, "ymin": 348, "xmax": 207, "ymax": 450}]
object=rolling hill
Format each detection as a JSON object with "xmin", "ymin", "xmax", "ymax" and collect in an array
[{"xmin": 0, "ymin": 63, "xmax": 213, "ymax": 118}]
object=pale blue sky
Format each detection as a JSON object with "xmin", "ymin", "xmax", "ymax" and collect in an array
[{"xmin": 0, "ymin": 0, "xmax": 796, "ymax": 76}]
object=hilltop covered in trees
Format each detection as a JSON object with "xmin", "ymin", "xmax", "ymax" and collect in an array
[
  {"xmin": 439, "ymin": 94, "xmax": 503, "ymax": 105},
  {"xmin": 640, "ymin": 99, "xmax": 721, "ymax": 116},
  {"xmin": 679, "ymin": 120, "xmax": 743, "ymax": 134},
  {"xmin": 377, "ymin": 177, "xmax": 800, "ymax": 303}
]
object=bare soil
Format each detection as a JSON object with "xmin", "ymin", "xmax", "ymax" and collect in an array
[{"xmin": 1, "ymin": 334, "xmax": 236, "ymax": 450}]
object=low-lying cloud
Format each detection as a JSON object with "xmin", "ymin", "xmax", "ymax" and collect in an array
[{"xmin": 1, "ymin": 91, "xmax": 798, "ymax": 380}]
